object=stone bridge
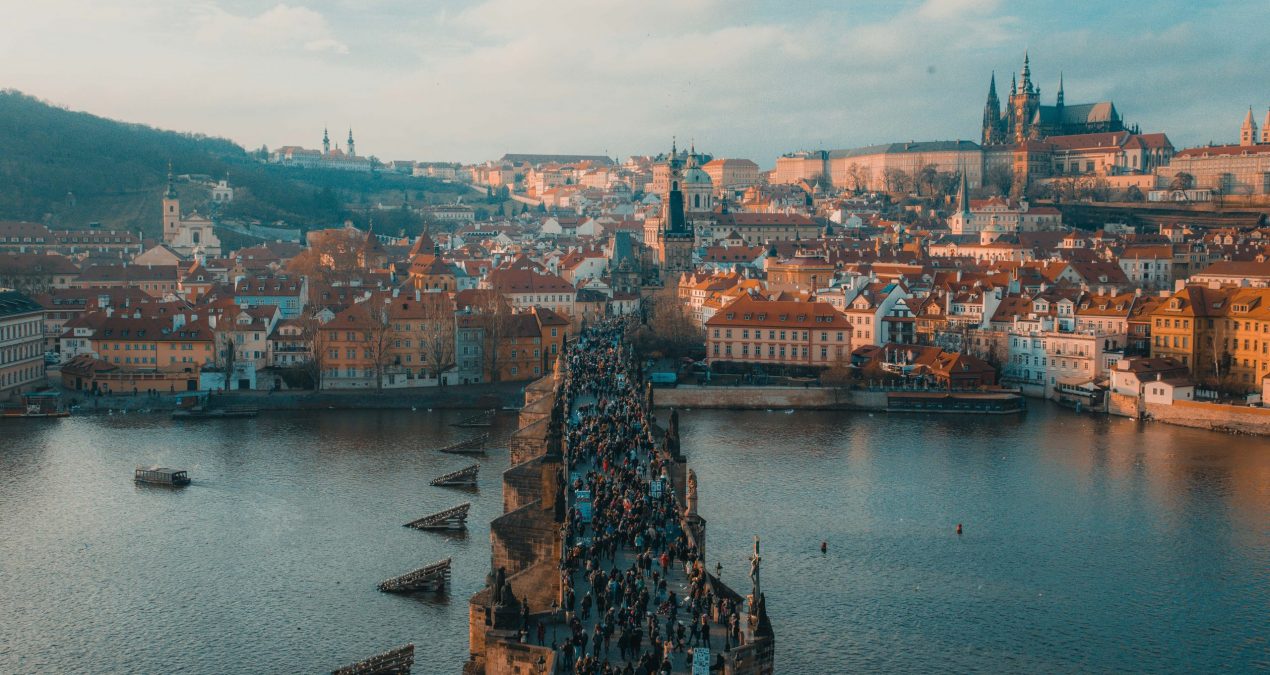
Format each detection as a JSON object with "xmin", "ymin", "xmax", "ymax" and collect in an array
[{"xmin": 465, "ymin": 328, "xmax": 775, "ymax": 674}]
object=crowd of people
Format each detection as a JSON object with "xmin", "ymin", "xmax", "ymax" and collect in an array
[{"xmin": 542, "ymin": 319, "xmax": 747, "ymax": 675}]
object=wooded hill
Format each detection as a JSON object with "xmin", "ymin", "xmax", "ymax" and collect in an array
[{"xmin": 0, "ymin": 90, "xmax": 470, "ymax": 237}]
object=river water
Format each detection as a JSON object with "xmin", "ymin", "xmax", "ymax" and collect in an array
[{"xmin": 0, "ymin": 405, "xmax": 1266, "ymax": 673}]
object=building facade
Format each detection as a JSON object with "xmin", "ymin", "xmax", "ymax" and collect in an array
[{"xmin": 0, "ymin": 290, "xmax": 46, "ymax": 400}]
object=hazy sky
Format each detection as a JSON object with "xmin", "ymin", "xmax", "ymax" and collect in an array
[{"xmin": 1, "ymin": 0, "xmax": 1264, "ymax": 166}]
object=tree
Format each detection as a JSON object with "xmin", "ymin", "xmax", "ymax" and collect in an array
[
  {"xmin": 1125, "ymin": 185, "xmax": 1145, "ymax": 202},
  {"xmin": 299, "ymin": 313, "xmax": 331, "ymax": 391},
  {"xmin": 1169, "ymin": 172, "xmax": 1195, "ymax": 191},
  {"xmin": 286, "ymin": 226, "xmax": 366, "ymax": 284},
  {"xmin": 419, "ymin": 294, "xmax": 456, "ymax": 380},
  {"xmin": 882, "ymin": 168, "xmax": 912, "ymax": 196},
  {"xmin": 216, "ymin": 329, "xmax": 237, "ymax": 392},
  {"xmin": 916, "ymin": 164, "xmax": 940, "ymax": 197},
  {"xmin": 983, "ymin": 164, "xmax": 1014, "ymax": 197},
  {"xmin": 633, "ymin": 287, "xmax": 704, "ymax": 360},
  {"xmin": 359, "ymin": 299, "xmax": 394, "ymax": 392},
  {"xmin": 844, "ymin": 163, "xmax": 867, "ymax": 194},
  {"xmin": 470, "ymin": 290, "xmax": 515, "ymax": 383}
]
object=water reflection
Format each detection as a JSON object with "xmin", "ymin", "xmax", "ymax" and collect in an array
[{"xmin": 675, "ymin": 403, "xmax": 1269, "ymax": 673}]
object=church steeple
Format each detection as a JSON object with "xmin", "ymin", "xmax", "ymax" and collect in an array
[
  {"xmin": 1021, "ymin": 51, "xmax": 1032, "ymax": 93},
  {"xmin": 1262, "ymin": 107, "xmax": 1270, "ymax": 144},
  {"xmin": 957, "ymin": 169, "xmax": 970, "ymax": 216},
  {"xmin": 1241, "ymin": 107, "xmax": 1258, "ymax": 147},
  {"xmin": 1010, "ymin": 72, "xmax": 1017, "ymax": 96},
  {"xmin": 983, "ymin": 72, "xmax": 1002, "ymax": 145},
  {"xmin": 322, "ymin": 127, "xmax": 330, "ymax": 155},
  {"xmin": 165, "ymin": 161, "xmax": 178, "ymax": 200},
  {"xmin": 347, "ymin": 128, "xmax": 356, "ymax": 157},
  {"xmin": 1056, "ymin": 71, "xmax": 1064, "ymax": 108}
]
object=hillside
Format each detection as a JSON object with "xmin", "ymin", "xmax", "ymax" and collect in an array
[{"xmin": 0, "ymin": 90, "xmax": 472, "ymax": 237}]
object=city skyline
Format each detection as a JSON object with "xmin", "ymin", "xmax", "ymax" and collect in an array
[{"xmin": 2, "ymin": 0, "xmax": 1266, "ymax": 164}]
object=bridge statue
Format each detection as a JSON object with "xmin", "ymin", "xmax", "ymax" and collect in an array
[
  {"xmin": 686, "ymin": 469, "xmax": 698, "ymax": 517},
  {"xmin": 749, "ymin": 536, "xmax": 762, "ymax": 610}
]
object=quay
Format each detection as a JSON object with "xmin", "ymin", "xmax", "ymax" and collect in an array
[{"xmin": 464, "ymin": 320, "xmax": 775, "ymax": 674}]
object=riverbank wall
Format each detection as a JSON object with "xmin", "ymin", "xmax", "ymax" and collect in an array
[
  {"xmin": 654, "ymin": 385, "xmax": 883, "ymax": 410},
  {"xmin": 1145, "ymin": 399, "xmax": 1270, "ymax": 435},
  {"xmin": 60, "ymin": 382, "xmax": 527, "ymax": 415}
]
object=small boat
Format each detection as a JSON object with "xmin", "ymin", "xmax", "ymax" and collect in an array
[{"xmin": 135, "ymin": 466, "xmax": 191, "ymax": 486}]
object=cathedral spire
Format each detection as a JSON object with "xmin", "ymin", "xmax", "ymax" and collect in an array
[
  {"xmin": 983, "ymin": 72, "xmax": 1002, "ymax": 145},
  {"xmin": 957, "ymin": 168, "xmax": 970, "ymax": 216},
  {"xmin": 1020, "ymin": 50, "xmax": 1032, "ymax": 92},
  {"xmin": 1056, "ymin": 71, "xmax": 1064, "ymax": 107},
  {"xmin": 1010, "ymin": 72, "xmax": 1017, "ymax": 96}
]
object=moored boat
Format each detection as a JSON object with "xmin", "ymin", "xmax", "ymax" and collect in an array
[{"xmin": 134, "ymin": 466, "xmax": 191, "ymax": 486}]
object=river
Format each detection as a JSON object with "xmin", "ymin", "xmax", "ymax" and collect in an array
[{"xmin": 0, "ymin": 404, "xmax": 1266, "ymax": 673}]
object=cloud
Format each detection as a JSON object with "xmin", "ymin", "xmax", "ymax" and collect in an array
[
  {"xmin": 0, "ymin": 0, "xmax": 1263, "ymax": 164},
  {"xmin": 192, "ymin": 3, "xmax": 349, "ymax": 55}
]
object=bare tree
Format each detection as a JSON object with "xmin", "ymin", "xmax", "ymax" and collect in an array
[
  {"xmin": 299, "ymin": 313, "xmax": 331, "ymax": 390},
  {"xmin": 883, "ymin": 168, "xmax": 912, "ymax": 196},
  {"xmin": 634, "ymin": 286, "xmax": 705, "ymax": 359},
  {"xmin": 1169, "ymin": 172, "xmax": 1195, "ymax": 192},
  {"xmin": 286, "ymin": 227, "xmax": 366, "ymax": 284},
  {"xmin": 983, "ymin": 164, "xmax": 1014, "ymax": 197},
  {"xmin": 917, "ymin": 163, "xmax": 940, "ymax": 197},
  {"xmin": 471, "ymin": 290, "xmax": 515, "ymax": 383},
  {"xmin": 216, "ymin": 329, "xmax": 237, "ymax": 392},
  {"xmin": 419, "ymin": 294, "xmax": 456, "ymax": 380},
  {"xmin": 359, "ymin": 299, "xmax": 394, "ymax": 392}
]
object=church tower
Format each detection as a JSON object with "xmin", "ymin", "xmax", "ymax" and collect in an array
[
  {"xmin": 162, "ymin": 162, "xmax": 180, "ymax": 244},
  {"xmin": 1262, "ymin": 107, "xmax": 1270, "ymax": 144},
  {"xmin": 982, "ymin": 72, "xmax": 1003, "ymax": 145},
  {"xmin": 661, "ymin": 181, "xmax": 695, "ymax": 279},
  {"xmin": 1240, "ymin": 107, "xmax": 1257, "ymax": 146},
  {"xmin": 322, "ymin": 127, "xmax": 330, "ymax": 155},
  {"xmin": 1010, "ymin": 52, "xmax": 1040, "ymax": 143},
  {"xmin": 948, "ymin": 169, "xmax": 972, "ymax": 235},
  {"xmin": 347, "ymin": 128, "xmax": 356, "ymax": 157},
  {"xmin": 681, "ymin": 143, "xmax": 713, "ymax": 214}
]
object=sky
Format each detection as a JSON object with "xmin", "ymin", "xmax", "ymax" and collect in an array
[{"xmin": 0, "ymin": 0, "xmax": 1265, "ymax": 166}]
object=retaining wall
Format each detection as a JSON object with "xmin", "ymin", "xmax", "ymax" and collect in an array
[
  {"xmin": 1146, "ymin": 399, "xmax": 1270, "ymax": 435},
  {"xmin": 654, "ymin": 385, "xmax": 886, "ymax": 410}
]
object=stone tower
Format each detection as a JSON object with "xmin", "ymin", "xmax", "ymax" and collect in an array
[
  {"xmin": 347, "ymin": 128, "xmax": 356, "ymax": 157},
  {"xmin": 661, "ymin": 182, "xmax": 694, "ymax": 278},
  {"xmin": 1240, "ymin": 107, "xmax": 1257, "ymax": 147},
  {"xmin": 162, "ymin": 162, "xmax": 180, "ymax": 244},
  {"xmin": 1263, "ymin": 108, "xmax": 1270, "ymax": 144},
  {"xmin": 1009, "ymin": 52, "xmax": 1041, "ymax": 143}
]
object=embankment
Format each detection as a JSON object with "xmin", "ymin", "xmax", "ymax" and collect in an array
[
  {"xmin": 62, "ymin": 382, "xmax": 527, "ymax": 414},
  {"xmin": 1146, "ymin": 399, "xmax": 1270, "ymax": 435},
  {"xmin": 654, "ymin": 385, "xmax": 886, "ymax": 410}
]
